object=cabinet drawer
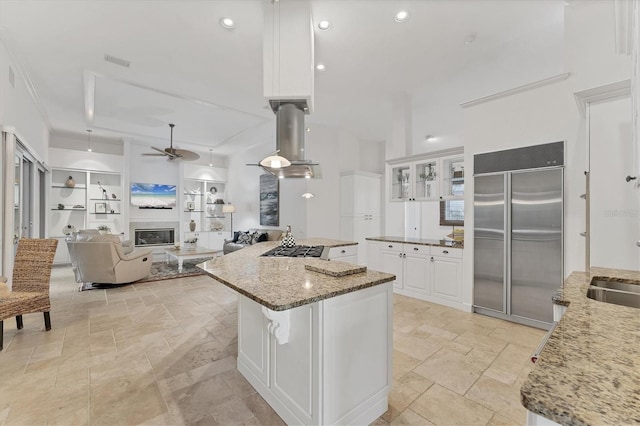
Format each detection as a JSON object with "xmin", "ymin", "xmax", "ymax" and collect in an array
[
  {"xmin": 404, "ymin": 244, "xmax": 430, "ymax": 255},
  {"xmin": 328, "ymin": 244, "xmax": 358, "ymax": 259},
  {"xmin": 379, "ymin": 242, "xmax": 403, "ymax": 252},
  {"xmin": 431, "ymin": 246, "xmax": 462, "ymax": 259}
]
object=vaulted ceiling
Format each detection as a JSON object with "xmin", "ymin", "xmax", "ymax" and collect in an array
[{"xmin": 0, "ymin": 0, "xmax": 564, "ymax": 157}]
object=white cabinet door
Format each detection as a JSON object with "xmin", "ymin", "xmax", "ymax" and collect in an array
[
  {"xmin": 431, "ymin": 256, "xmax": 462, "ymax": 302},
  {"xmin": 366, "ymin": 241, "xmax": 381, "ymax": 270},
  {"xmin": 270, "ymin": 303, "xmax": 318, "ymax": 425},
  {"xmin": 403, "ymin": 245, "xmax": 431, "ymax": 294},
  {"xmin": 238, "ymin": 296, "xmax": 270, "ymax": 387},
  {"xmin": 208, "ymin": 232, "xmax": 228, "ymax": 250},
  {"xmin": 380, "ymin": 246, "xmax": 404, "ymax": 289},
  {"xmin": 328, "ymin": 245, "xmax": 358, "ymax": 264}
]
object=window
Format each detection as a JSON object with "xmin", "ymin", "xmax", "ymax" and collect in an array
[{"xmin": 440, "ymin": 200, "xmax": 464, "ymax": 226}]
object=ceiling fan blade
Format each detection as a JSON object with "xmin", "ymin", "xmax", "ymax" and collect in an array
[
  {"xmin": 174, "ymin": 149, "xmax": 200, "ymax": 161},
  {"xmin": 142, "ymin": 153, "xmax": 167, "ymax": 156},
  {"xmin": 150, "ymin": 146, "xmax": 166, "ymax": 154}
]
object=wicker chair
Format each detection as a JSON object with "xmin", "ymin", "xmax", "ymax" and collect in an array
[{"xmin": 0, "ymin": 238, "xmax": 58, "ymax": 350}]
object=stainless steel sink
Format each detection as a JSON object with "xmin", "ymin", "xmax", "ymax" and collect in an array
[{"xmin": 587, "ymin": 279, "xmax": 640, "ymax": 309}]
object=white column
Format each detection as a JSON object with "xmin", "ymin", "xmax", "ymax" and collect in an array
[{"xmin": 2, "ymin": 127, "xmax": 16, "ymax": 277}]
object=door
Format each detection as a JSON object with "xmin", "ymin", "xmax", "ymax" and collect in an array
[
  {"xmin": 473, "ymin": 174, "xmax": 506, "ymax": 313},
  {"xmin": 510, "ymin": 169, "xmax": 563, "ymax": 324},
  {"xmin": 590, "ymin": 96, "xmax": 639, "ymax": 270}
]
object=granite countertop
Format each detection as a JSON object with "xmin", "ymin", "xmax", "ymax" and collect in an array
[
  {"xmin": 521, "ymin": 267, "xmax": 640, "ymax": 425},
  {"xmin": 197, "ymin": 239, "xmax": 395, "ymax": 311},
  {"xmin": 366, "ymin": 236, "xmax": 464, "ymax": 249}
]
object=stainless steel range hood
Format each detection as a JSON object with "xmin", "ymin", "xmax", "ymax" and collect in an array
[{"xmin": 250, "ymin": 103, "xmax": 321, "ymax": 179}]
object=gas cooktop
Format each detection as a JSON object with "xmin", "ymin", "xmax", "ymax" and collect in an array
[{"xmin": 261, "ymin": 245, "xmax": 325, "ymax": 258}]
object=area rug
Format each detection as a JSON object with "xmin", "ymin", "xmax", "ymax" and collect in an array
[{"xmin": 82, "ymin": 258, "xmax": 211, "ymax": 290}]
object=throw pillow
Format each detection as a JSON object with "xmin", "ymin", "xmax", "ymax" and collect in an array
[
  {"xmin": 232, "ymin": 231, "xmax": 241, "ymax": 243},
  {"xmin": 257, "ymin": 232, "xmax": 269, "ymax": 243},
  {"xmin": 250, "ymin": 231, "xmax": 261, "ymax": 245},
  {"xmin": 236, "ymin": 232, "xmax": 252, "ymax": 245}
]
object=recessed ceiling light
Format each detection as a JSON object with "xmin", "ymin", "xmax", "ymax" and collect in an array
[
  {"xmin": 425, "ymin": 134, "xmax": 436, "ymax": 142},
  {"xmin": 306, "ymin": 127, "xmax": 311, "ymax": 132},
  {"xmin": 318, "ymin": 20, "xmax": 332, "ymax": 30},
  {"xmin": 220, "ymin": 17, "xmax": 235, "ymax": 29},
  {"xmin": 394, "ymin": 10, "xmax": 409, "ymax": 23},
  {"xmin": 302, "ymin": 192, "xmax": 314, "ymax": 198},
  {"xmin": 316, "ymin": 64, "xmax": 326, "ymax": 71}
]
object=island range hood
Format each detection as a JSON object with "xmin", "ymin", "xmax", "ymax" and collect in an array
[
  {"xmin": 249, "ymin": 0, "xmax": 321, "ymax": 179},
  {"xmin": 257, "ymin": 102, "xmax": 321, "ymax": 179}
]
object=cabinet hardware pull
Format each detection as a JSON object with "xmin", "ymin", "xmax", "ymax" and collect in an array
[
  {"xmin": 442, "ymin": 250, "xmax": 449, "ymax": 254},
  {"xmin": 399, "ymin": 253, "xmax": 403, "ymax": 258},
  {"xmin": 414, "ymin": 247, "xmax": 419, "ymax": 251},
  {"xmin": 388, "ymin": 245, "xmax": 393, "ymax": 248},
  {"xmin": 341, "ymin": 250, "xmax": 346, "ymax": 254},
  {"xmin": 430, "ymin": 257, "xmax": 434, "ymax": 262},
  {"xmin": 580, "ymin": 232, "xmax": 587, "ymax": 237},
  {"xmin": 403, "ymin": 253, "xmax": 407, "ymax": 258}
]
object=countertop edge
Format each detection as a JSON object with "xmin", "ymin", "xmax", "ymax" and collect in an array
[
  {"xmin": 198, "ymin": 266, "xmax": 395, "ymax": 311},
  {"xmin": 366, "ymin": 236, "xmax": 464, "ymax": 248}
]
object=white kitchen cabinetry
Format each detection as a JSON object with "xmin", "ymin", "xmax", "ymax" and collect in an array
[
  {"xmin": 368, "ymin": 240, "xmax": 465, "ymax": 310},
  {"xmin": 327, "ymin": 245, "xmax": 358, "ymax": 264},
  {"xmin": 378, "ymin": 242, "xmax": 430, "ymax": 294},
  {"xmin": 431, "ymin": 247, "xmax": 463, "ymax": 302},
  {"xmin": 237, "ymin": 283, "xmax": 393, "ymax": 425},
  {"xmin": 340, "ymin": 172, "xmax": 381, "ymax": 265},
  {"xmin": 387, "ymin": 148, "xmax": 464, "ymax": 203}
]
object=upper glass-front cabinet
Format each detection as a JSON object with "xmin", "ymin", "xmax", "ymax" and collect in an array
[
  {"xmin": 441, "ymin": 156, "xmax": 464, "ymax": 199},
  {"xmin": 391, "ymin": 165, "xmax": 412, "ymax": 201},
  {"xmin": 415, "ymin": 160, "xmax": 439, "ymax": 200}
]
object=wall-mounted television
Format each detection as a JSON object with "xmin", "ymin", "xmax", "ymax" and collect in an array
[{"xmin": 130, "ymin": 183, "xmax": 176, "ymax": 208}]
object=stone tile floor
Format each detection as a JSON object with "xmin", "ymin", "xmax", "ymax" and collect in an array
[{"xmin": 0, "ymin": 267, "xmax": 544, "ymax": 425}]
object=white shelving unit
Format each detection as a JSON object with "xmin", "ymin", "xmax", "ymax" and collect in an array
[
  {"xmin": 181, "ymin": 178, "xmax": 230, "ymax": 250},
  {"xmin": 50, "ymin": 168, "xmax": 124, "ymax": 264}
]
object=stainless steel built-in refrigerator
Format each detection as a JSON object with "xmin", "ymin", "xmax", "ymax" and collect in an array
[{"xmin": 473, "ymin": 142, "xmax": 564, "ymax": 329}]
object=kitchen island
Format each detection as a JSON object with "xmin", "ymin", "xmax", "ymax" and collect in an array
[
  {"xmin": 521, "ymin": 267, "xmax": 640, "ymax": 425},
  {"xmin": 197, "ymin": 239, "xmax": 396, "ymax": 425}
]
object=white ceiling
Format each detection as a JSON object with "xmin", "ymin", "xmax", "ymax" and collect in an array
[{"xmin": 0, "ymin": 0, "xmax": 564, "ymax": 157}]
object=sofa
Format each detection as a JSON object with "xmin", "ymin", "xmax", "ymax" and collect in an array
[
  {"xmin": 66, "ymin": 232, "xmax": 152, "ymax": 286},
  {"xmin": 223, "ymin": 229, "xmax": 283, "ymax": 255}
]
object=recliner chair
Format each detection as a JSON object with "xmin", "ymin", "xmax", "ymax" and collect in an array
[{"xmin": 67, "ymin": 233, "xmax": 152, "ymax": 287}]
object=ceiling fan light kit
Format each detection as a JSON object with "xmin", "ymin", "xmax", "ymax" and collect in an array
[{"xmin": 142, "ymin": 123, "xmax": 200, "ymax": 161}]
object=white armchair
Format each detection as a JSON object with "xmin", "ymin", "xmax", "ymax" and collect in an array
[{"xmin": 67, "ymin": 233, "xmax": 152, "ymax": 287}]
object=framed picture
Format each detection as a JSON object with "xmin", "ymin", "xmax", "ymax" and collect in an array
[
  {"xmin": 259, "ymin": 174, "xmax": 279, "ymax": 226},
  {"xmin": 95, "ymin": 202, "xmax": 107, "ymax": 214},
  {"xmin": 186, "ymin": 201, "xmax": 195, "ymax": 211}
]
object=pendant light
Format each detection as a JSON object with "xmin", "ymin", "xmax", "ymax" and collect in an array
[
  {"xmin": 86, "ymin": 129, "xmax": 92, "ymax": 152},
  {"xmin": 260, "ymin": 150, "xmax": 291, "ymax": 169}
]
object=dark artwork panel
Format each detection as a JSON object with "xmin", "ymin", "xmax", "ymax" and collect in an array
[{"xmin": 260, "ymin": 174, "xmax": 279, "ymax": 226}]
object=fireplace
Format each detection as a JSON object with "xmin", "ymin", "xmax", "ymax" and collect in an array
[
  {"xmin": 130, "ymin": 221, "xmax": 179, "ymax": 249},
  {"xmin": 135, "ymin": 228, "xmax": 174, "ymax": 247}
]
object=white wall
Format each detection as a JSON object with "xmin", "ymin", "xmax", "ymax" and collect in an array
[
  {"xmin": 1, "ymin": 39, "xmax": 50, "ymax": 276},
  {"xmin": 0, "ymin": 41, "xmax": 49, "ymax": 162}
]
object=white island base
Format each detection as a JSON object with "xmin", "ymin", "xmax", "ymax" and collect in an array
[{"xmin": 237, "ymin": 282, "xmax": 393, "ymax": 425}]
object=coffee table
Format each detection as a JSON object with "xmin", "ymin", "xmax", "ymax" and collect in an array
[{"xmin": 165, "ymin": 246, "xmax": 223, "ymax": 273}]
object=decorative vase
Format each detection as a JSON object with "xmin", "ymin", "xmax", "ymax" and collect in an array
[
  {"xmin": 189, "ymin": 220, "xmax": 196, "ymax": 231},
  {"xmin": 281, "ymin": 225, "xmax": 296, "ymax": 248},
  {"xmin": 65, "ymin": 176, "xmax": 75, "ymax": 188}
]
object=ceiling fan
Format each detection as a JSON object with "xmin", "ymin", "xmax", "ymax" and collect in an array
[{"xmin": 142, "ymin": 123, "xmax": 200, "ymax": 161}]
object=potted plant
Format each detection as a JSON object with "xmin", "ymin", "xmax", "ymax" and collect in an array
[{"xmin": 97, "ymin": 225, "xmax": 111, "ymax": 235}]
